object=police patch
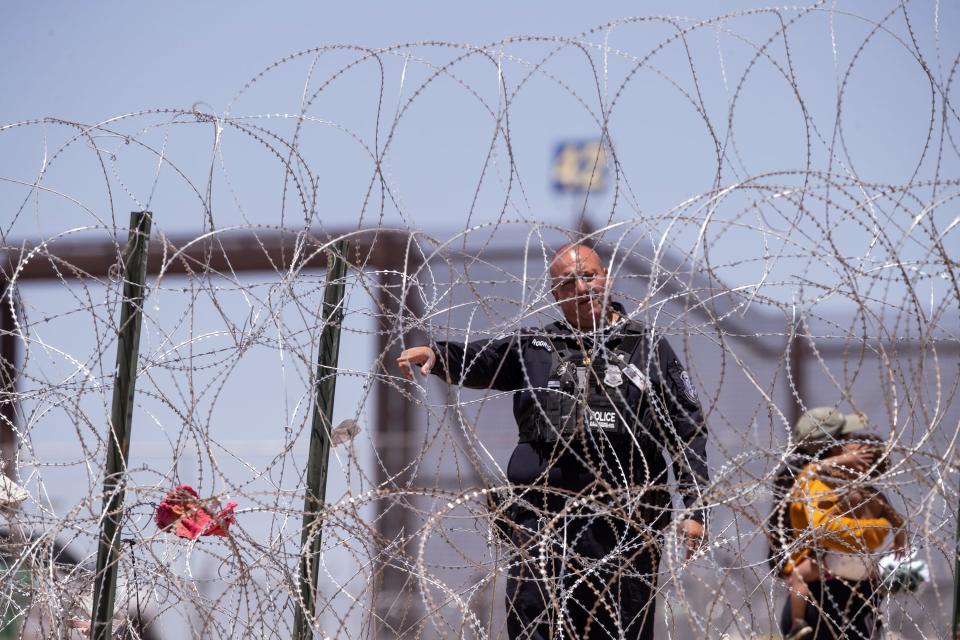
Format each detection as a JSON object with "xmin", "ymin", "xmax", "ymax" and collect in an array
[
  {"xmin": 678, "ymin": 369, "xmax": 698, "ymax": 404},
  {"xmin": 666, "ymin": 360, "xmax": 698, "ymax": 406},
  {"xmin": 587, "ymin": 408, "xmax": 618, "ymax": 430}
]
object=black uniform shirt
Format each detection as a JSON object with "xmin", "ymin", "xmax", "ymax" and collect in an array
[{"xmin": 430, "ymin": 305, "xmax": 710, "ymax": 524}]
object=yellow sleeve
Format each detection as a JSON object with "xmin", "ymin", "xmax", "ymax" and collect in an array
[{"xmin": 789, "ymin": 465, "xmax": 891, "ymax": 554}]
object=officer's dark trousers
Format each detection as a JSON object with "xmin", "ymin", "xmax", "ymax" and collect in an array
[
  {"xmin": 778, "ymin": 578, "xmax": 880, "ymax": 639},
  {"xmin": 505, "ymin": 508, "xmax": 661, "ymax": 640}
]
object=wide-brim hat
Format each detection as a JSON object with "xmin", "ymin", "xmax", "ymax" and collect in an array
[{"xmin": 793, "ymin": 407, "xmax": 867, "ymax": 444}]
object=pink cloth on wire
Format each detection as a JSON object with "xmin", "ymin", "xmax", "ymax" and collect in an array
[{"xmin": 155, "ymin": 485, "xmax": 238, "ymax": 539}]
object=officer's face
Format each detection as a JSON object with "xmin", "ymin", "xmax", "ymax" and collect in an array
[{"xmin": 550, "ymin": 247, "xmax": 610, "ymax": 329}]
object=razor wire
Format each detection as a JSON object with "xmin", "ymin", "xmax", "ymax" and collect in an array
[{"xmin": 0, "ymin": 2, "xmax": 958, "ymax": 638}]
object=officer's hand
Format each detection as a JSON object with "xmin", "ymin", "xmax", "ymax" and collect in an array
[
  {"xmin": 397, "ymin": 346, "xmax": 436, "ymax": 380},
  {"xmin": 678, "ymin": 518, "xmax": 706, "ymax": 559}
]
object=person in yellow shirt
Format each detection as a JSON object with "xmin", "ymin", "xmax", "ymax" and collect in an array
[
  {"xmin": 782, "ymin": 434, "xmax": 906, "ymax": 640},
  {"xmin": 766, "ymin": 407, "xmax": 869, "ymax": 577}
]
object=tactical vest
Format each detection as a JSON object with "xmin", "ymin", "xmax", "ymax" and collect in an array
[{"xmin": 521, "ymin": 328, "xmax": 647, "ymax": 443}]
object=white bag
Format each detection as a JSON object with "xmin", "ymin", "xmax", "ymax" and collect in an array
[{"xmin": 822, "ymin": 551, "xmax": 877, "ymax": 580}]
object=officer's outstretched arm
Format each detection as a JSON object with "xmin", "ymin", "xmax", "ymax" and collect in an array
[{"xmin": 429, "ymin": 336, "xmax": 523, "ymax": 391}]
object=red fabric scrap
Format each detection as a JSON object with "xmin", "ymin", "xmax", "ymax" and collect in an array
[{"xmin": 155, "ymin": 485, "xmax": 238, "ymax": 540}]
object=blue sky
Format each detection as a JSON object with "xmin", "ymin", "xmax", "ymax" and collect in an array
[
  {"xmin": 3, "ymin": 3, "xmax": 956, "ymax": 328},
  {"xmin": 3, "ymin": 2, "xmax": 955, "ymax": 286}
]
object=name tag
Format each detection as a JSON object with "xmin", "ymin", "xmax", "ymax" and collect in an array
[
  {"xmin": 587, "ymin": 409, "xmax": 618, "ymax": 430},
  {"xmin": 530, "ymin": 338, "xmax": 553, "ymax": 352},
  {"xmin": 622, "ymin": 363, "xmax": 649, "ymax": 391}
]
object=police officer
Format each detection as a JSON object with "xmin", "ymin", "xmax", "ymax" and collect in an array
[{"xmin": 398, "ymin": 243, "xmax": 709, "ymax": 639}]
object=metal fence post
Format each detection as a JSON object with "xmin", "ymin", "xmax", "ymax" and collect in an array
[
  {"xmin": 90, "ymin": 211, "xmax": 152, "ymax": 640},
  {"xmin": 292, "ymin": 239, "xmax": 348, "ymax": 640}
]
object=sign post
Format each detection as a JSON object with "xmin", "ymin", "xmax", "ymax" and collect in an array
[
  {"xmin": 90, "ymin": 211, "xmax": 152, "ymax": 640},
  {"xmin": 292, "ymin": 239, "xmax": 349, "ymax": 640}
]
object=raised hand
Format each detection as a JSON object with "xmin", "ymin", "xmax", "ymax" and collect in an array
[
  {"xmin": 397, "ymin": 346, "xmax": 437, "ymax": 380},
  {"xmin": 678, "ymin": 518, "xmax": 706, "ymax": 559}
]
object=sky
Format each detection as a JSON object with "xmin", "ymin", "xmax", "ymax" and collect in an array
[
  {"xmin": 3, "ymin": 1, "xmax": 783, "ymax": 121},
  {"xmin": 3, "ymin": 1, "xmax": 956, "ymax": 313}
]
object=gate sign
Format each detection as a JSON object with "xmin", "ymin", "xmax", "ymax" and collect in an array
[{"xmin": 550, "ymin": 140, "xmax": 609, "ymax": 194}]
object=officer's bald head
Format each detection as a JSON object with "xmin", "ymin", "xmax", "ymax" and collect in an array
[
  {"xmin": 549, "ymin": 243, "xmax": 612, "ymax": 330},
  {"xmin": 549, "ymin": 243, "xmax": 601, "ymax": 278}
]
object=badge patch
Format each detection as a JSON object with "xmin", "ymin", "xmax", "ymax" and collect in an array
[{"xmin": 603, "ymin": 364, "xmax": 623, "ymax": 387}]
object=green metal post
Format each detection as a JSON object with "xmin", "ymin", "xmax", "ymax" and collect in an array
[
  {"xmin": 90, "ymin": 211, "xmax": 152, "ymax": 640},
  {"xmin": 292, "ymin": 240, "xmax": 348, "ymax": 640}
]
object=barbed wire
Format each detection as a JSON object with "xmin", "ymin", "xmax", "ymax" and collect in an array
[{"xmin": 0, "ymin": 2, "xmax": 958, "ymax": 638}]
